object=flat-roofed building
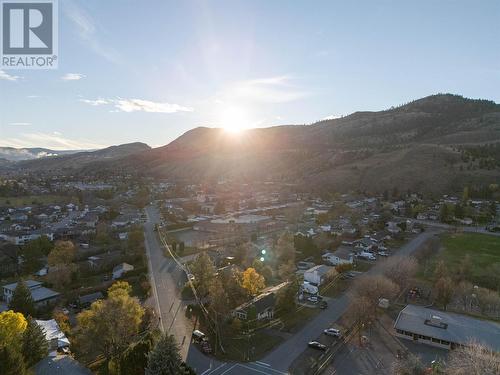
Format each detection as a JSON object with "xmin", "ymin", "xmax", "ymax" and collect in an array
[{"xmin": 394, "ymin": 304, "xmax": 500, "ymax": 351}]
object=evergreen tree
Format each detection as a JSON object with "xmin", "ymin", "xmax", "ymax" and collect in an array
[
  {"xmin": 0, "ymin": 346, "xmax": 26, "ymax": 375},
  {"xmin": 145, "ymin": 333, "xmax": 183, "ymax": 375},
  {"xmin": 9, "ymin": 280, "xmax": 35, "ymax": 317},
  {"xmin": 21, "ymin": 317, "xmax": 48, "ymax": 367}
]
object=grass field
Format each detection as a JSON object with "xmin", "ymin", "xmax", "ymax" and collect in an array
[
  {"xmin": 419, "ymin": 233, "xmax": 500, "ymax": 289},
  {"xmin": 0, "ymin": 195, "xmax": 78, "ymax": 207}
]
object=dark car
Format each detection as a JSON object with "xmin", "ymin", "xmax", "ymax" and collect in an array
[
  {"xmin": 308, "ymin": 341, "xmax": 327, "ymax": 351},
  {"xmin": 319, "ymin": 301, "xmax": 328, "ymax": 309}
]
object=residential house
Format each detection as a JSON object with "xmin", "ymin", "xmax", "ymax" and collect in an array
[
  {"xmin": 322, "ymin": 246, "xmax": 354, "ymax": 266},
  {"xmin": 304, "ymin": 265, "xmax": 337, "ymax": 286},
  {"xmin": 35, "ymin": 319, "xmax": 70, "ymax": 350},
  {"xmin": 232, "ymin": 282, "xmax": 289, "ymax": 321},
  {"xmin": 2, "ymin": 280, "xmax": 59, "ymax": 308},
  {"xmin": 78, "ymin": 292, "xmax": 104, "ymax": 308}
]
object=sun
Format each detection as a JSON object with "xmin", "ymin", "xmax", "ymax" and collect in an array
[{"xmin": 217, "ymin": 105, "xmax": 252, "ymax": 133}]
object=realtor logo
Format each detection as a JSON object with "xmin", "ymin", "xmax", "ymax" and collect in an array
[{"xmin": 1, "ymin": 0, "xmax": 58, "ymax": 69}]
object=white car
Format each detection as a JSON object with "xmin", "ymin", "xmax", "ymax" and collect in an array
[
  {"xmin": 323, "ymin": 328, "xmax": 341, "ymax": 337},
  {"xmin": 378, "ymin": 251, "xmax": 389, "ymax": 257},
  {"xmin": 307, "ymin": 296, "xmax": 319, "ymax": 303}
]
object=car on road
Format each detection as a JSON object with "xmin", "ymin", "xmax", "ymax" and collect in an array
[
  {"xmin": 319, "ymin": 301, "xmax": 328, "ymax": 309},
  {"xmin": 323, "ymin": 328, "xmax": 341, "ymax": 337},
  {"xmin": 308, "ymin": 341, "xmax": 327, "ymax": 351}
]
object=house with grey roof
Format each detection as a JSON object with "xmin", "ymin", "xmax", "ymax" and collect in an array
[
  {"xmin": 2, "ymin": 280, "xmax": 60, "ymax": 308},
  {"xmin": 394, "ymin": 304, "xmax": 500, "ymax": 351},
  {"xmin": 232, "ymin": 282, "xmax": 289, "ymax": 321}
]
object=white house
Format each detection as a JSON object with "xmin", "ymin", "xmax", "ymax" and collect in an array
[
  {"xmin": 304, "ymin": 265, "xmax": 337, "ymax": 286},
  {"xmin": 322, "ymin": 246, "xmax": 354, "ymax": 266}
]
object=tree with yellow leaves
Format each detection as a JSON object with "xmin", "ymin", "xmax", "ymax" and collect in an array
[{"xmin": 241, "ymin": 268, "xmax": 265, "ymax": 297}]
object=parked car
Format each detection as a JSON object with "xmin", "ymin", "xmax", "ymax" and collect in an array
[
  {"xmin": 377, "ymin": 251, "xmax": 389, "ymax": 257},
  {"xmin": 308, "ymin": 341, "xmax": 327, "ymax": 351},
  {"xmin": 307, "ymin": 296, "xmax": 319, "ymax": 303},
  {"xmin": 319, "ymin": 301, "xmax": 328, "ymax": 309},
  {"xmin": 323, "ymin": 328, "xmax": 341, "ymax": 337}
]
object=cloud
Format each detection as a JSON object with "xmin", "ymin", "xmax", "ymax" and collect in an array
[
  {"xmin": 64, "ymin": 1, "xmax": 121, "ymax": 64},
  {"xmin": 0, "ymin": 70, "xmax": 21, "ymax": 81},
  {"xmin": 79, "ymin": 98, "xmax": 109, "ymax": 106},
  {"xmin": 1, "ymin": 132, "xmax": 106, "ymax": 150},
  {"xmin": 225, "ymin": 75, "xmax": 311, "ymax": 104},
  {"xmin": 114, "ymin": 99, "xmax": 193, "ymax": 113},
  {"xmin": 9, "ymin": 122, "xmax": 31, "ymax": 126},
  {"xmin": 80, "ymin": 97, "xmax": 193, "ymax": 113},
  {"xmin": 61, "ymin": 73, "xmax": 86, "ymax": 81}
]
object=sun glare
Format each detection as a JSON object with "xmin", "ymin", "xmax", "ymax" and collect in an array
[{"xmin": 217, "ymin": 106, "xmax": 252, "ymax": 133}]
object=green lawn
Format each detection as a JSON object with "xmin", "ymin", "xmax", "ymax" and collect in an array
[{"xmin": 419, "ymin": 233, "xmax": 500, "ymax": 289}]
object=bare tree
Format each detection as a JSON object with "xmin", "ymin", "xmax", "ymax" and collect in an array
[
  {"xmin": 392, "ymin": 353, "xmax": 426, "ymax": 375},
  {"xmin": 476, "ymin": 287, "xmax": 500, "ymax": 317},
  {"xmin": 456, "ymin": 281, "xmax": 474, "ymax": 311},
  {"xmin": 351, "ymin": 275, "xmax": 399, "ymax": 318},
  {"xmin": 434, "ymin": 276, "xmax": 454, "ymax": 310},
  {"xmin": 382, "ymin": 256, "xmax": 419, "ymax": 291},
  {"xmin": 446, "ymin": 341, "xmax": 500, "ymax": 375}
]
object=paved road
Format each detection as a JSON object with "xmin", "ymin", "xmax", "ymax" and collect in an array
[
  {"xmin": 144, "ymin": 206, "xmax": 213, "ymax": 369},
  {"xmin": 264, "ymin": 230, "xmax": 442, "ymax": 373},
  {"xmin": 144, "ymin": 204, "xmax": 441, "ymax": 374}
]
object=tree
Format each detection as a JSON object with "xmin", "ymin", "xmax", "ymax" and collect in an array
[
  {"xmin": 352, "ymin": 275, "xmax": 399, "ymax": 315},
  {"xmin": 275, "ymin": 283, "xmax": 297, "ymax": 314},
  {"xmin": 234, "ymin": 242, "xmax": 253, "ymax": 268},
  {"xmin": 221, "ymin": 269, "xmax": 247, "ymax": 308},
  {"xmin": 0, "ymin": 346, "xmax": 26, "ymax": 375},
  {"xmin": 476, "ymin": 287, "xmax": 500, "ymax": 315},
  {"xmin": 189, "ymin": 252, "xmax": 216, "ymax": 297},
  {"xmin": 433, "ymin": 260, "xmax": 448, "ymax": 280},
  {"xmin": 434, "ymin": 276, "xmax": 454, "ymax": 310},
  {"xmin": 439, "ymin": 204, "xmax": 450, "ymax": 222},
  {"xmin": 8, "ymin": 280, "xmax": 35, "ymax": 316},
  {"xmin": 446, "ymin": 341, "xmax": 499, "ymax": 375},
  {"xmin": 21, "ymin": 317, "xmax": 48, "ymax": 367},
  {"xmin": 392, "ymin": 353, "xmax": 426, "ymax": 375},
  {"xmin": 456, "ymin": 281, "xmax": 474, "ymax": 311},
  {"xmin": 241, "ymin": 268, "xmax": 265, "ymax": 296},
  {"xmin": 109, "ymin": 330, "xmax": 158, "ymax": 375},
  {"xmin": 208, "ymin": 277, "xmax": 230, "ymax": 324},
  {"xmin": 382, "ymin": 256, "xmax": 418, "ymax": 291},
  {"xmin": 145, "ymin": 333, "xmax": 183, "ymax": 375},
  {"xmin": 0, "ymin": 310, "xmax": 27, "ymax": 347},
  {"xmin": 48, "ymin": 240, "xmax": 76, "ymax": 266},
  {"xmin": 76, "ymin": 281, "xmax": 144, "ymax": 360},
  {"xmin": 275, "ymin": 231, "xmax": 295, "ymax": 264},
  {"xmin": 127, "ymin": 228, "xmax": 145, "ymax": 255},
  {"xmin": 278, "ymin": 260, "xmax": 296, "ymax": 281}
]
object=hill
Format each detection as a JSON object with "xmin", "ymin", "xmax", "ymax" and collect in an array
[
  {"xmin": 14, "ymin": 142, "xmax": 151, "ymax": 172},
  {"xmin": 6, "ymin": 94, "xmax": 500, "ymax": 194},
  {"xmin": 0, "ymin": 147, "xmax": 83, "ymax": 161}
]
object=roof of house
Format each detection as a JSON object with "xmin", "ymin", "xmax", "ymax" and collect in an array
[
  {"xmin": 113, "ymin": 262, "xmax": 134, "ymax": 273},
  {"xmin": 35, "ymin": 319, "xmax": 70, "ymax": 347},
  {"xmin": 332, "ymin": 246, "xmax": 354, "ymax": 259},
  {"xmin": 3, "ymin": 279, "xmax": 42, "ymax": 291},
  {"xmin": 35, "ymin": 355, "xmax": 92, "ymax": 375},
  {"xmin": 78, "ymin": 291, "xmax": 104, "ymax": 305},
  {"xmin": 304, "ymin": 264, "xmax": 335, "ymax": 277},
  {"xmin": 394, "ymin": 304, "xmax": 500, "ymax": 351},
  {"xmin": 234, "ymin": 281, "xmax": 289, "ymax": 315}
]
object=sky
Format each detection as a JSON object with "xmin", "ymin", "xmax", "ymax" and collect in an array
[{"xmin": 1, "ymin": 0, "xmax": 499, "ymax": 150}]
